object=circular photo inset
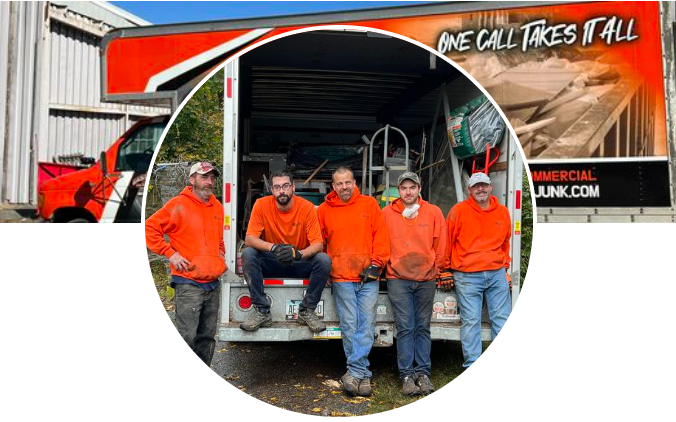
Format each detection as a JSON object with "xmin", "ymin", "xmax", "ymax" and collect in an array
[{"xmin": 144, "ymin": 27, "xmax": 533, "ymax": 416}]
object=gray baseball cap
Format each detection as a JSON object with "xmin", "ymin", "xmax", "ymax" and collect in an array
[
  {"xmin": 467, "ymin": 172, "xmax": 492, "ymax": 187},
  {"xmin": 397, "ymin": 171, "xmax": 421, "ymax": 186}
]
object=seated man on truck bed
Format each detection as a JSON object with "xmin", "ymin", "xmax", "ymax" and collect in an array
[{"xmin": 240, "ymin": 170, "xmax": 331, "ymax": 333}]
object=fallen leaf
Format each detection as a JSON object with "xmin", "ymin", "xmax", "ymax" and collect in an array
[
  {"xmin": 215, "ymin": 348, "xmax": 228, "ymax": 353},
  {"xmin": 342, "ymin": 396, "xmax": 370, "ymax": 404},
  {"xmin": 330, "ymin": 411, "xmax": 355, "ymax": 417},
  {"xmin": 312, "ymin": 408, "xmax": 321, "ymax": 413},
  {"xmin": 322, "ymin": 380, "xmax": 341, "ymax": 389}
]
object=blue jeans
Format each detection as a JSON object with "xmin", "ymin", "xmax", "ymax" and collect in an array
[
  {"xmin": 387, "ymin": 279, "xmax": 436, "ymax": 378},
  {"xmin": 242, "ymin": 248, "xmax": 331, "ymax": 313},
  {"xmin": 454, "ymin": 269, "xmax": 512, "ymax": 368},
  {"xmin": 332, "ymin": 281, "xmax": 379, "ymax": 379}
]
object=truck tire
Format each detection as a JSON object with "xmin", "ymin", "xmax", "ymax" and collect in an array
[{"xmin": 67, "ymin": 218, "xmax": 90, "ymax": 223}]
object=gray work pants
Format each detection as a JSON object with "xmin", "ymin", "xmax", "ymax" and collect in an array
[{"xmin": 174, "ymin": 283, "xmax": 221, "ymax": 366}]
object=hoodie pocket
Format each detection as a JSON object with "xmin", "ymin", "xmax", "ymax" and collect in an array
[
  {"xmin": 187, "ymin": 255, "xmax": 227, "ymax": 281},
  {"xmin": 331, "ymin": 253, "xmax": 370, "ymax": 281}
]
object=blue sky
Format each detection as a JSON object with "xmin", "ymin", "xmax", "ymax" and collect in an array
[{"xmin": 112, "ymin": 1, "xmax": 428, "ymax": 25}]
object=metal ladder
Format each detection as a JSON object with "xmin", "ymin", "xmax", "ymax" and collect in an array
[{"xmin": 367, "ymin": 125, "xmax": 409, "ymax": 206}]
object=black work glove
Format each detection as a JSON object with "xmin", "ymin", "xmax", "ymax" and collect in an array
[
  {"xmin": 270, "ymin": 244, "xmax": 303, "ymax": 265},
  {"xmin": 291, "ymin": 247, "xmax": 303, "ymax": 262},
  {"xmin": 436, "ymin": 270, "xmax": 454, "ymax": 292},
  {"xmin": 359, "ymin": 264, "xmax": 382, "ymax": 283}
]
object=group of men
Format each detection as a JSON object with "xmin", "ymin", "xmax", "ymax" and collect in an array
[{"xmin": 145, "ymin": 161, "xmax": 513, "ymax": 398}]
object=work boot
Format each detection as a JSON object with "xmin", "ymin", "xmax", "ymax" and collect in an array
[
  {"xmin": 358, "ymin": 377, "xmax": 373, "ymax": 397},
  {"xmin": 239, "ymin": 308, "xmax": 272, "ymax": 331},
  {"xmin": 402, "ymin": 375, "xmax": 421, "ymax": 397},
  {"xmin": 415, "ymin": 374, "xmax": 435, "ymax": 395},
  {"xmin": 297, "ymin": 308, "xmax": 326, "ymax": 333},
  {"xmin": 340, "ymin": 372, "xmax": 360, "ymax": 397}
]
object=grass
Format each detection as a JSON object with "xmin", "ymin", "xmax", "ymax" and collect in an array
[
  {"xmin": 365, "ymin": 341, "xmax": 467, "ymax": 414},
  {"xmin": 149, "ymin": 257, "xmax": 174, "ymax": 311}
]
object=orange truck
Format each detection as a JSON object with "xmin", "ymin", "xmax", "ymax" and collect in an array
[{"xmin": 38, "ymin": 115, "xmax": 168, "ymax": 222}]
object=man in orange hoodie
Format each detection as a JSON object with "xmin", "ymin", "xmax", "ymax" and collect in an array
[
  {"xmin": 240, "ymin": 170, "xmax": 331, "ymax": 334},
  {"xmin": 444, "ymin": 172, "xmax": 512, "ymax": 368},
  {"xmin": 382, "ymin": 172, "xmax": 445, "ymax": 396},
  {"xmin": 145, "ymin": 162, "xmax": 226, "ymax": 366},
  {"xmin": 317, "ymin": 166, "xmax": 390, "ymax": 397}
]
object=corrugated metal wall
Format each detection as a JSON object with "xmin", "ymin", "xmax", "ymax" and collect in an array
[
  {"xmin": 0, "ymin": 2, "xmax": 44, "ymax": 205},
  {"xmin": 1, "ymin": 2, "xmax": 168, "ymax": 205},
  {"xmin": 0, "ymin": 3, "xmax": 9, "ymax": 203},
  {"xmin": 47, "ymin": 110, "xmax": 126, "ymax": 161},
  {"xmin": 41, "ymin": 5, "xmax": 167, "ymax": 166}
]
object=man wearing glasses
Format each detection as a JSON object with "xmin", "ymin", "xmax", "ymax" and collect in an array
[{"xmin": 240, "ymin": 170, "xmax": 332, "ymax": 333}]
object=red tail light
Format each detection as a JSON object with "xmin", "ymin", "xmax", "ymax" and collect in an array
[{"xmin": 238, "ymin": 295, "xmax": 252, "ymax": 310}]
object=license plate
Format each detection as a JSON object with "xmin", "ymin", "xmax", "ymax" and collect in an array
[
  {"xmin": 313, "ymin": 327, "xmax": 341, "ymax": 339},
  {"xmin": 285, "ymin": 300, "xmax": 324, "ymax": 320}
]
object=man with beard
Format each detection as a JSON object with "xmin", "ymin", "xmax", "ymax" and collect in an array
[
  {"xmin": 240, "ymin": 170, "xmax": 331, "ymax": 333},
  {"xmin": 145, "ymin": 162, "xmax": 226, "ymax": 366},
  {"xmin": 382, "ymin": 172, "xmax": 446, "ymax": 396},
  {"xmin": 444, "ymin": 172, "xmax": 512, "ymax": 368},
  {"xmin": 317, "ymin": 166, "xmax": 390, "ymax": 397}
]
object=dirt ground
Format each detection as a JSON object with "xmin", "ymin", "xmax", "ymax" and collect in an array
[{"xmin": 208, "ymin": 338, "xmax": 465, "ymax": 416}]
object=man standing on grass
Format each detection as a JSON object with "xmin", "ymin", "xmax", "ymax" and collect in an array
[
  {"xmin": 145, "ymin": 161, "xmax": 226, "ymax": 367},
  {"xmin": 444, "ymin": 172, "xmax": 512, "ymax": 368},
  {"xmin": 317, "ymin": 166, "xmax": 390, "ymax": 397},
  {"xmin": 240, "ymin": 170, "xmax": 331, "ymax": 333},
  {"xmin": 382, "ymin": 172, "xmax": 446, "ymax": 396}
]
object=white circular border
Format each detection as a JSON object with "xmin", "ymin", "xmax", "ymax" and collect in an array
[{"xmin": 141, "ymin": 24, "xmax": 539, "ymax": 420}]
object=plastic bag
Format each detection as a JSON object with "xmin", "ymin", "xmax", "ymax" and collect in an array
[{"xmin": 447, "ymin": 94, "xmax": 506, "ymax": 159}]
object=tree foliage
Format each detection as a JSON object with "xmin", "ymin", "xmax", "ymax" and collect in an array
[
  {"xmin": 520, "ymin": 169, "xmax": 533, "ymax": 284},
  {"xmin": 157, "ymin": 69, "xmax": 224, "ymax": 169}
]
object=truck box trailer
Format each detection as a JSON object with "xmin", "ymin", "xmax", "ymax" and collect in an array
[
  {"xmin": 102, "ymin": 1, "xmax": 676, "ymax": 223},
  {"xmin": 141, "ymin": 29, "xmax": 525, "ymax": 345}
]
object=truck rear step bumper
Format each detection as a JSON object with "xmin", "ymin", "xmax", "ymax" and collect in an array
[
  {"xmin": 430, "ymin": 322, "xmax": 493, "ymax": 342},
  {"xmin": 220, "ymin": 322, "xmax": 395, "ymax": 346},
  {"xmin": 219, "ymin": 322, "xmax": 493, "ymax": 345}
]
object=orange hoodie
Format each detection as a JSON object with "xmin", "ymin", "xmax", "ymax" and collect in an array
[
  {"xmin": 317, "ymin": 187, "xmax": 390, "ymax": 282},
  {"xmin": 246, "ymin": 194, "xmax": 323, "ymax": 249},
  {"xmin": 145, "ymin": 186, "xmax": 227, "ymax": 282},
  {"xmin": 443, "ymin": 195, "xmax": 511, "ymax": 272},
  {"xmin": 382, "ymin": 198, "xmax": 446, "ymax": 281}
]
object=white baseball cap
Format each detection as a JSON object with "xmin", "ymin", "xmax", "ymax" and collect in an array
[
  {"xmin": 189, "ymin": 161, "xmax": 220, "ymax": 177},
  {"xmin": 467, "ymin": 172, "xmax": 491, "ymax": 187}
]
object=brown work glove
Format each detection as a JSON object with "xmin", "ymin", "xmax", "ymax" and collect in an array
[{"xmin": 437, "ymin": 269, "xmax": 454, "ymax": 292}]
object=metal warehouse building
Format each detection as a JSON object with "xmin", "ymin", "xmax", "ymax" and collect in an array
[{"xmin": 0, "ymin": 1, "xmax": 167, "ymax": 205}]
